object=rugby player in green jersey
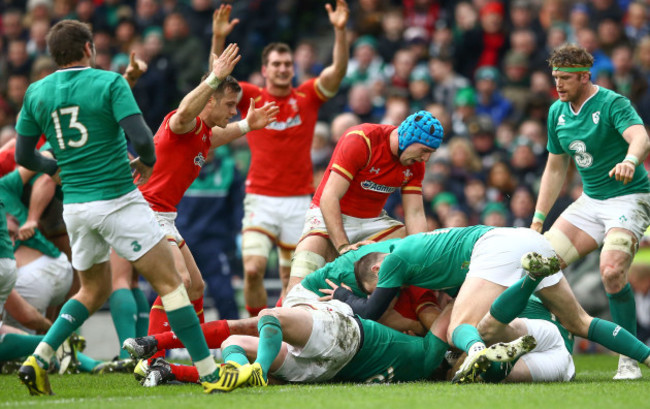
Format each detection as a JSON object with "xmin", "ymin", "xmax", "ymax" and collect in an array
[
  {"xmin": 0, "ymin": 202, "xmax": 18, "ymax": 335},
  {"xmin": 333, "ymin": 227, "xmax": 650, "ymax": 382},
  {"xmin": 532, "ymin": 43, "xmax": 650, "ymax": 379},
  {"xmin": 14, "ymin": 20, "xmax": 241, "ymax": 395}
]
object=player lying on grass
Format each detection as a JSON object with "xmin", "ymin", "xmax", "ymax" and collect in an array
[{"xmin": 332, "ymin": 227, "xmax": 650, "ymax": 382}]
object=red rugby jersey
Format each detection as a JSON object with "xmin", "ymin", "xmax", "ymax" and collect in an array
[
  {"xmin": 238, "ymin": 78, "xmax": 327, "ymax": 197},
  {"xmin": 139, "ymin": 110, "xmax": 212, "ymax": 212},
  {"xmin": 393, "ymin": 286, "xmax": 439, "ymax": 321},
  {"xmin": 312, "ymin": 124, "xmax": 424, "ymax": 218}
]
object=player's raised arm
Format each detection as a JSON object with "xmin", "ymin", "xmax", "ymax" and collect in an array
[
  {"xmin": 209, "ymin": 4, "xmax": 239, "ymax": 68},
  {"xmin": 209, "ymin": 98, "xmax": 279, "ymax": 148},
  {"xmin": 317, "ymin": 0, "xmax": 350, "ymax": 96}
]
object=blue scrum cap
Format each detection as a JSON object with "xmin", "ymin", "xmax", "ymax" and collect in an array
[{"xmin": 397, "ymin": 111, "xmax": 444, "ymax": 155}]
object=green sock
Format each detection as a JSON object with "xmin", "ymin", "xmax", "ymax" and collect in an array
[
  {"xmin": 166, "ymin": 305, "xmax": 211, "ymax": 362},
  {"xmin": 481, "ymin": 360, "xmax": 516, "ymax": 383},
  {"xmin": 42, "ymin": 299, "xmax": 89, "ymax": 351},
  {"xmin": 490, "ymin": 276, "xmax": 539, "ymax": 324},
  {"xmin": 254, "ymin": 315, "xmax": 282, "ymax": 379},
  {"xmin": 109, "ymin": 289, "xmax": 137, "ymax": 359},
  {"xmin": 607, "ymin": 283, "xmax": 637, "ymax": 336},
  {"xmin": 0, "ymin": 334, "xmax": 43, "ymax": 361},
  {"xmin": 222, "ymin": 345, "xmax": 249, "ymax": 366},
  {"xmin": 451, "ymin": 324, "xmax": 484, "ymax": 353},
  {"xmin": 77, "ymin": 352, "xmax": 102, "ymax": 372},
  {"xmin": 588, "ymin": 318, "xmax": 650, "ymax": 362},
  {"xmin": 132, "ymin": 288, "xmax": 150, "ymax": 337}
]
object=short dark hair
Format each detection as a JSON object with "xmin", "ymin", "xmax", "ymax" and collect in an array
[
  {"xmin": 47, "ymin": 20, "xmax": 94, "ymax": 67},
  {"xmin": 261, "ymin": 42, "xmax": 292, "ymax": 66},
  {"xmin": 199, "ymin": 74, "xmax": 241, "ymax": 98},
  {"xmin": 354, "ymin": 252, "xmax": 385, "ymax": 295},
  {"xmin": 548, "ymin": 44, "xmax": 594, "ymax": 70}
]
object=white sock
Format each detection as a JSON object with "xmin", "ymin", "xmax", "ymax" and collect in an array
[
  {"xmin": 34, "ymin": 342, "xmax": 55, "ymax": 367},
  {"xmin": 195, "ymin": 356, "xmax": 218, "ymax": 379}
]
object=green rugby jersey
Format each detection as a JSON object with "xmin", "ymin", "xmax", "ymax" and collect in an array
[
  {"xmin": 16, "ymin": 67, "xmax": 141, "ymax": 204},
  {"xmin": 0, "ymin": 170, "xmax": 60, "ymax": 258},
  {"xmin": 377, "ymin": 226, "xmax": 494, "ymax": 291},
  {"xmin": 0, "ymin": 201, "xmax": 15, "ymax": 260},
  {"xmin": 520, "ymin": 295, "xmax": 574, "ymax": 353},
  {"xmin": 547, "ymin": 86, "xmax": 648, "ymax": 199},
  {"xmin": 301, "ymin": 239, "xmax": 400, "ymax": 298},
  {"xmin": 334, "ymin": 318, "xmax": 447, "ymax": 383}
]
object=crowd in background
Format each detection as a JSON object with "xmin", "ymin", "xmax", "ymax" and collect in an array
[{"xmin": 1, "ymin": 0, "xmax": 650, "ymax": 343}]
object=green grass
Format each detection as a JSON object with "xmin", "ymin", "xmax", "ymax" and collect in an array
[{"xmin": 0, "ymin": 355, "xmax": 647, "ymax": 409}]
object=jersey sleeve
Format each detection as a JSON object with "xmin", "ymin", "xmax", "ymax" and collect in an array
[
  {"xmin": 377, "ymin": 253, "xmax": 409, "ymax": 289},
  {"xmin": 237, "ymin": 82, "xmax": 262, "ymax": 119},
  {"xmin": 0, "ymin": 170, "xmax": 25, "ymax": 199},
  {"xmin": 609, "ymin": 95, "xmax": 644, "ymax": 135},
  {"xmin": 300, "ymin": 78, "xmax": 329, "ymax": 103},
  {"xmin": 110, "ymin": 75, "xmax": 142, "ymax": 122},
  {"xmin": 401, "ymin": 162, "xmax": 424, "ymax": 195},
  {"xmin": 393, "ymin": 286, "xmax": 438, "ymax": 320},
  {"xmin": 15, "ymin": 90, "xmax": 42, "ymax": 137},
  {"xmin": 330, "ymin": 132, "xmax": 371, "ymax": 182},
  {"xmin": 546, "ymin": 105, "xmax": 563, "ymax": 154},
  {"xmin": 160, "ymin": 111, "xmax": 203, "ymax": 138}
]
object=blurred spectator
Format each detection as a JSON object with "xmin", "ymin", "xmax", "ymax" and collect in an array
[
  {"xmin": 454, "ymin": 1, "xmax": 508, "ymax": 79},
  {"xmin": 444, "ymin": 207, "xmax": 469, "ymax": 227},
  {"xmin": 293, "ymin": 40, "xmax": 324, "ymax": 86},
  {"xmin": 25, "ymin": 0, "xmax": 53, "ymax": 26},
  {"xmin": 134, "ymin": 0, "xmax": 164, "ymax": 34},
  {"xmin": 509, "ymin": 0, "xmax": 545, "ymax": 48},
  {"xmin": 625, "ymin": 2, "xmax": 649, "ymax": 43},
  {"xmin": 510, "ymin": 28, "xmax": 547, "ymax": 72},
  {"xmin": 162, "ymin": 12, "xmax": 204, "ymax": 96},
  {"xmin": 5, "ymin": 73, "xmax": 29, "ymax": 114},
  {"xmin": 30, "ymin": 55, "xmax": 56, "ymax": 82},
  {"xmin": 636, "ymin": 36, "xmax": 650, "ymax": 82},
  {"xmin": 26, "ymin": 19, "xmax": 49, "ymax": 58},
  {"xmin": 429, "ymin": 19, "xmax": 454, "ymax": 59},
  {"xmin": 74, "ymin": 0, "xmax": 100, "ymax": 29},
  {"xmin": 481, "ymin": 201, "xmax": 509, "ymax": 227},
  {"xmin": 611, "ymin": 44, "xmax": 648, "ymax": 105},
  {"xmin": 186, "ymin": 0, "xmax": 215, "ymax": 53},
  {"xmin": 467, "ymin": 114, "xmax": 506, "ymax": 170},
  {"xmin": 501, "ymin": 51, "xmax": 532, "ymax": 113},
  {"xmin": 447, "ymin": 136, "xmax": 482, "ymax": 198},
  {"xmin": 463, "ymin": 174, "xmax": 487, "ymax": 225},
  {"xmin": 376, "ymin": 8, "xmax": 405, "ymax": 63},
  {"xmin": 450, "ymin": 86, "xmax": 476, "ymax": 136},
  {"xmin": 330, "ymin": 112, "xmax": 361, "ymax": 144},
  {"xmin": 403, "ymin": 26, "xmax": 430, "ymax": 64},
  {"xmin": 311, "ymin": 121, "xmax": 332, "ymax": 169},
  {"xmin": 597, "ymin": 18, "xmax": 628, "ymax": 56},
  {"xmin": 495, "ymin": 120, "xmax": 516, "ymax": 151},
  {"xmin": 510, "ymin": 185, "xmax": 535, "ymax": 228},
  {"xmin": 509, "ymin": 136, "xmax": 540, "ymax": 188},
  {"xmin": 474, "ymin": 66, "xmax": 514, "ymax": 127},
  {"xmin": 344, "ymin": 35, "xmax": 385, "ymax": 88},
  {"xmin": 2, "ymin": 9, "xmax": 27, "ymax": 47},
  {"xmin": 539, "ymin": 0, "xmax": 568, "ymax": 32},
  {"xmin": 385, "ymin": 48, "xmax": 417, "ymax": 91},
  {"xmin": 517, "ymin": 118, "xmax": 547, "ymax": 157},
  {"xmin": 403, "ymin": 0, "xmax": 440, "ymax": 39},
  {"xmin": 115, "ymin": 17, "xmax": 138, "ymax": 54},
  {"xmin": 452, "ymin": 2, "xmax": 478, "ymax": 42},
  {"xmin": 429, "ymin": 52, "xmax": 470, "ymax": 115},
  {"xmin": 408, "ymin": 65, "xmax": 432, "ymax": 111},
  {"xmin": 577, "ymin": 27, "xmax": 614, "ymax": 76},
  {"xmin": 567, "ymin": 3, "xmax": 590, "ymax": 44},
  {"xmin": 7, "ymin": 39, "xmax": 32, "ymax": 77},
  {"xmin": 425, "ymin": 102, "xmax": 454, "ymax": 140},
  {"xmin": 486, "ymin": 160, "xmax": 517, "ymax": 204},
  {"xmin": 587, "ymin": 0, "xmax": 624, "ymax": 27},
  {"xmin": 348, "ymin": 0, "xmax": 386, "ymax": 37},
  {"xmin": 380, "ymin": 92, "xmax": 409, "ymax": 126},
  {"xmin": 345, "ymin": 83, "xmax": 382, "ymax": 123},
  {"xmin": 431, "ymin": 191, "xmax": 457, "ymax": 223}
]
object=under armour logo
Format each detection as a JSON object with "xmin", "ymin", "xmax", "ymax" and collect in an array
[{"xmin": 369, "ymin": 167, "xmax": 380, "ymax": 174}]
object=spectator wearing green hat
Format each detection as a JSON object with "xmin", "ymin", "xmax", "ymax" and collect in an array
[
  {"xmin": 474, "ymin": 66, "xmax": 514, "ymax": 127},
  {"xmin": 451, "ymin": 86, "xmax": 476, "ymax": 136},
  {"xmin": 481, "ymin": 201, "xmax": 510, "ymax": 227},
  {"xmin": 344, "ymin": 35, "xmax": 385, "ymax": 88}
]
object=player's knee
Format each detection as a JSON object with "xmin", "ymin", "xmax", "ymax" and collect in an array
[
  {"xmin": 188, "ymin": 279, "xmax": 205, "ymax": 300},
  {"xmin": 257, "ymin": 308, "xmax": 278, "ymax": 320},
  {"xmin": 243, "ymin": 262, "xmax": 266, "ymax": 282},
  {"xmin": 476, "ymin": 316, "xmax": 499, "ymax": 344},
  {"xmin": 290, "ymin": 251, "xmax": 326, "ymax": 280},
  {"xmin": 543, "ymin": 229, "xmax": 580, "ymax": 266},
  {"xmin": 180, "ymin": 274, "xmax": 192, "ymax": 291}
]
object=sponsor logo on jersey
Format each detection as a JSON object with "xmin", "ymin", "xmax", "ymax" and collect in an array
[
  {"xmin": 557, "ymin": 114, "xmax": 566, "ymax": 126},
  {"xmin": 592, "ymin": 111, "xmax": 600, "ymax": 124},
  {"xmin": 289, "ymin": 97, "xmax": 299, "ymax": 112},
  {"xmin": 266, "ymin": 114, "xmax": 302, "ymax": 131},
  {"xmin": 369, "ymin": 167, "xmax": 380, "ymax": 174},
  {"xmin": 360, "ymin": 180, "xmax": 397, "ymax": 194},
  {"xmin": 194, "ymin": 152, "xmax": 206, "ymax": 167}
]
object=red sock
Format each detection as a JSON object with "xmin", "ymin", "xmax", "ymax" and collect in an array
[
  {"xmin": 275, "ymin": 296, "xmax": 283, "ymax": 307},
  {"xmin": 201, "ymin": 319, "xmax": 231, "ymax": 349},
  {"xmin": 147, "ymin": 296, "xmax": 169, "ymax": 361},
  {"xmin": 246, "ymin": 305, "xmax": 267, "ymax": 317},
  {"xmin": 191, "ymin": 296, "xmax": 204, "ymax": 324},
  {"xmin": 153, "ymin": 330, "xmax": 183, "ymax": 350},
  {"xmin": 170, "ymin": 362, "xmax": 199, "ymax": 383}
]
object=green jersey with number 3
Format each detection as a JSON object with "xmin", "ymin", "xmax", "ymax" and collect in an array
[
  {"xmin": 547, "ymin": 86, "xmax": 649, "ymax": 199},
  {"xmin": 15, "ymin": 67, "xmax": 141, "ymax": 204}
]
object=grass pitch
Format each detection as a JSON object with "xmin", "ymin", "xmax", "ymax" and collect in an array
[{"xmin": 0, "ymin": 355, "xmax": 647, "ymax": 409}]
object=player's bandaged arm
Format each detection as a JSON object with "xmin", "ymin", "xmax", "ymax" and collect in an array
[
  {"xmin": 15, "ymin": 134, "xmax": 58, "ymax": 176},
  {"xmin": 333, "ymin": 286, "xmax": 399, "ymax": 320},
  {"xmin": 120, "ymin": 114, "xmax": 156, "ymax": 167}
]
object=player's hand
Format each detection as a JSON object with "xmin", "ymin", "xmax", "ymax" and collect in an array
[
  {"xmin": 245, "ymin": 99, "xmax": 279, "ymax": 131},
  {"xmin": 124, "ymin": 52, "xmax": 148, "ymax": 85},
  {"xmin": 211, "ymin": 43, "xmax": 241, "ymax": 81},
  {"xmin": 130, "ymin": 157, "xmax": 153, "ymax": 186},
  {"xmin": 608, "ymin": 160, "xmax": 636, "ymax": 185},
  {"xmin": 342, "ymin": 240, "xmax": 375, "ymax": 254},
  {"xmin": 318, "ymin": 278, "xmax": 351, "ymax": 301},
  {"xmin": 17, "ymin": 220, "xmax": 38, "ymax": 241},
  {"xmin": 530, "ymin": 220, "xmax": 543, "ymax": 233},
  {"xmin": 212, "ymin": 4, "xmax": 239, "ymax": 38},
  {"xmin": 51, "ymin": 168, "xmax": 62, "ymax": 186},
  {"xmin": 326, "ymin": 0, "xmax": 349, "ymax": 30}
]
